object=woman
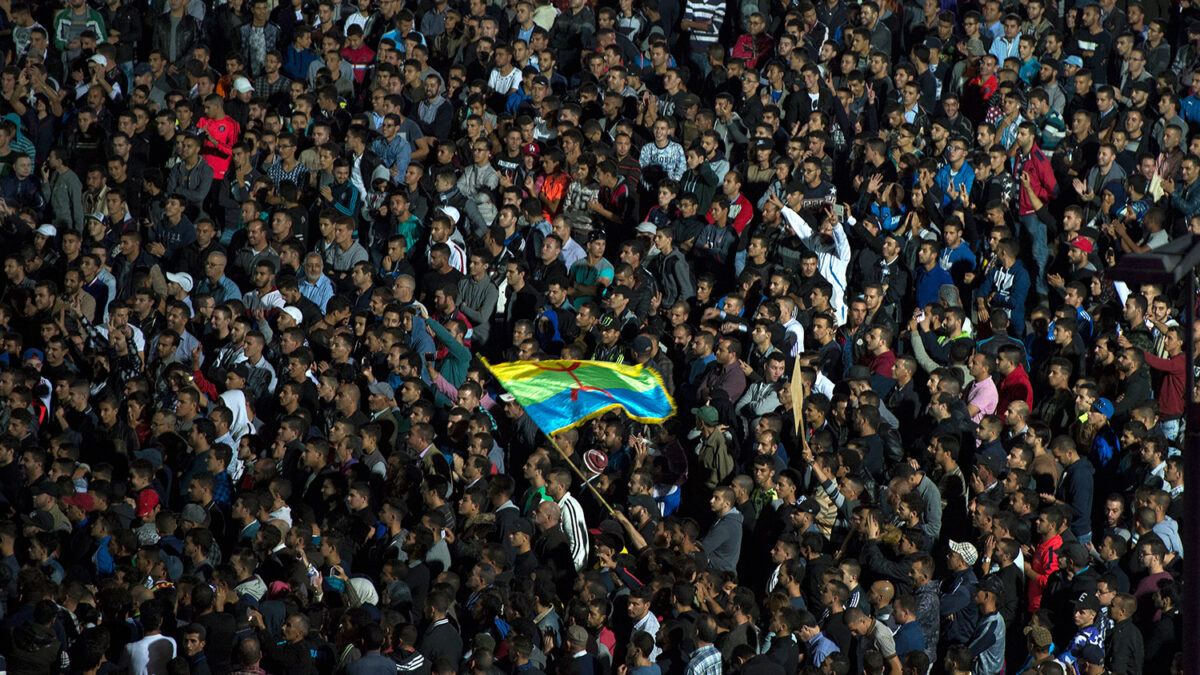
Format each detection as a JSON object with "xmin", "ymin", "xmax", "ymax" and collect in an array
[{"xmin": 526, "ymin": 149, "xmax": 570, "ymax": 222}]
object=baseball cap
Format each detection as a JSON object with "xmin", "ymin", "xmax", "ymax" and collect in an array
[
  {"xmin": 133, "ymin": 62, "xmax": 152, "ymax": 76},
  {"xmin": 978, "ymin": 574, "xmax": 1005, "ymax": 596},
  {"xmin": 583, "ymin": 449, "xmax": 608, "ymax": 474},
  {"xmin": 847, "ymin": 365, "xmax": 873, "ymax": 381},
  {"xmin": 281, "ymin": 306, "xmax": 303, "ymax": 326},
  {"xmin": 22, "ymin": 348, "xmax": 43, "ymax": 363},
  {"xmin": 498, "ymin": 393, "xmax": 516, "ymax": 403},
  {"xmin": 511, "ymin": 518, "xmax": 535, "ymax": 537},
  {"xmin": 35, "ymin": 224, "xmax": 56, "ymax": 237},
  {"xmin": 368, "ymin": 381, "xmax": 394, "ymax": 397},
  {"xmin": 532, "ymin": 75, "xmax": 549, "ymax": 87},
  {"xmin": 229, "ymin": 364, "xmax": 251, "ymax": 381},
  {"xmin": 21, "ymin": 510, "xmax": 53, "ymax": 532},
  {"xmin": 63, "ymin": 493, "xmax": 95, "ymax": 512},
  {"xmin": 597, "ymin": 313, "xmax": 618, "ymax": 330},
  {"xmin": 1076, "ymin": 644, "xmax": 1105, "ymax": 666},
  {"xmin": 691, "ymin": 405, "xmax": 719, "ymax": 426},
  {"xmin": 588, "ymin": 229, "xmax": 607, "ymax": 242},
  {"xmin": 1092, "ymin": 398, "xmax": 1114, "ymax": 418},
  {"xmin": 136, "ymin": 490, "xmax": 160, "ymax": 518},
  {"xmin": 89, "ymin": 54, "xmax": 108, "ymax": 67},
  {"xmin": 1063, "ymin": 55, "xmax": 1085, "ymax": 68},
  {"xmin": 795, "ymin": 497, "xmax": 821, "ymax": 515},
  {"xmin": 166, "ymin": 272, "xmax": 194, "ymax": 293},
  {"xmin": 439, "ymin": 206, "xmax": 461, "ymax": 225},
  {"xmin": 1069, "ymin": 236, "xmax": 1095, "ymax": 253},
  {"xmin": 635, "ymin": 222, "xmax": 657, "ymax": 235},
  {"xmin": 1074, "ymin": 592, "xmax": 1101, "ymax": 614},
  {"xmin": 627, "ymin": 494, "xmax": 658, "ymax": 514},
  {"xmin": 755, "ymin": 137, "xmax": 775, "ymax": 151},
  {"xmin": 949, "ymin": 540, "xmax": 979, "ymax": 566},
  {"xmin": 233, "ymin": 77, "xmax": 254, "ymax": 93},
  {"xmin": 630, "ymin": 336, "xmax": 653, "ymax": 354}
]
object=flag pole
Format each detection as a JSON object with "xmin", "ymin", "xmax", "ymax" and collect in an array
[
  {"xmin": 546, "ymin": 432, "xmax": 616, "ymax": 515},
  {"xmin": 791, "ymin": 355, "xmax": 807, "ymax": 441}
]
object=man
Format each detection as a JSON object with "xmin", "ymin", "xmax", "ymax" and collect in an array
[
  {"xmin": 123, "ymin": 600, "xmax": 177, "ymax": 675},
  {"xmin": 701, "ymin": 486, "xmax": 742, "ymax": 573},
  {"xmin": 545, "ymin": 468, "xmax": 588, "ymax": 572},
  {"xmin": 698, "ymin": 337, "xmax": 748, "ymax": 403},
  {"xmin": 776, "ymin": 191, "xmax": 849, "ymax": 323},
  {"xmin": 1012, "ymin": 122, "xmax": 1056, "ymax": 293},
  {"xmin": 846, "ymin": 607, "xmax": 901, "ymax": 675},
  {"xmin": 692, "ymin": 405, "xmax": 734, "ymax": 492},
  {"xmin": 167, "ymin": 134, "xmax": 214, "ymax": 214},
  {"xmin": 197, "ymin": 95, "xmax": 241, "ymax": 181},
  {"xmin": 940, "ymin": 540, "xmax": 979, "ymax": 649},
  {"xmin": 968, "ymin": 576, "xmax": 1007, "ymax": 675}
]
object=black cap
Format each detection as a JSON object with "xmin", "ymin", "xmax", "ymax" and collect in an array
[
  {"xmin": 628, "ymin": 494, "xmax": 658, "ymax": 514},
  {"xmin": 978, "ymin": 574, "xmax": 1005, "ymax": 596},
  {"xmin": 588, "ymin": 228, "xmax": 608, "ymax": 242},
  {"xmin": 512, "ymin": 518, "xmax": 535, "ymax": 537},
  {"xmin": 795, "ymin": 498, "xmax": 820, "ymax": 515}
]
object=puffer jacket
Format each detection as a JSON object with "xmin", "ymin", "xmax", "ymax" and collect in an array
[{"xmin": 8, "ymin": 622, "xmax": 61, "ymax": 675}]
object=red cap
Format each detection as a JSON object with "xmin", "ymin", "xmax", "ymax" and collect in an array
[
  {"xmin": 136, "ymin": 490, "xmax": 160, "ymax": 518},
  {"xmin": 1069, "ymin": 236, "xmax": 1094, "ymax": 253},
  {"xmin": 62, "ymin": 493, "xmax": 95, "ymax": 512}
]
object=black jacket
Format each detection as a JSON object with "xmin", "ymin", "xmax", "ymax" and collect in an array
[
  {"xmin": 152, "ymin": 13, "xmax": 202, "ymax": 64},
  {"xmin": 1107, "ymin": 618, "xmax": 1144, "ymax": 675},
  {"xmin": 7, "ymin": 622, "xmax": 60, "ymax": 675}
]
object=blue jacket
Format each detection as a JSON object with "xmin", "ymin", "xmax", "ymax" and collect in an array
[
  {"xmin": 914, "ymin": 263, "xmax": 954, "ymax": 308},
  {"xmin": 1057, "ymin": 458, "xmax": 1095, "ymax": 540},
  {"xmin": 282, "ymin": 45, "xmax": 319, "ymax": 81},
  {"xmin": 977, "ymin": 260, "xmax": 1031, "ymax": 337}
]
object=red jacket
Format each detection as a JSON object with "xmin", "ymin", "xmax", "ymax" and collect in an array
[
  {"xmin": 1013, "ymin": 145, "xmax": 1057, "ymax": 216},
  {"xmin": 1144, "ymin": 350, "xmax": 1186, "ymax": 417},
  {"xmin": 1028, "ymin": 533, "xmax": 1062, "ymax": 611},
  {"xmin": 997, "ymin": 365, "xmax": 1034, "ymax": 418}
]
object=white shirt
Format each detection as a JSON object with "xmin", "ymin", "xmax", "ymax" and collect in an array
[{"xmin": 123, "ymin": 633, "xmax": 177, "ymax": 675}]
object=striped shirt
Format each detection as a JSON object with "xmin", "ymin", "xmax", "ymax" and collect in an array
[
  {"xmin": 557, "ymin": 492, "xmax": 590, "ymax": 571},
  {"xmin": 684, "ymin": 0, "xmax": 724, "ymax": 47}
]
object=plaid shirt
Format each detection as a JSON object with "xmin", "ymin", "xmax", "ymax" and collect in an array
[
  {"xmin": 213, "ymin": 471, "xmax": 233, "ymax": 508},
  {"xmin": 686, "ymin": 644, "xmax": 722, "ymax": 675}
]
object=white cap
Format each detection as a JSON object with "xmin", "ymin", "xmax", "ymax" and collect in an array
[
  {"xmin": 281, "ymin": 306, "xmax": 303, "ymax": 326},
  {"xmin": 35, "ymin": 224, "xmax": 56, "ymax": 237},
  {"xmin": 166, "ymin": 272, "xmax": 194, "ymax": 293},
  {"xmin": 89, "ymin": 54, "xmax": 107, "ymax": 67},
  {"xmin": 233, "ymin": 77, "xmax": 254, "ymax": 94},
  {"xmin": 439, "ymin": 206, "xmax": 460, "ymax": 225}
]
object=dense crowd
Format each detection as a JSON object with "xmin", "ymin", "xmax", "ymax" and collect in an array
[{"xmin": 0, "ymin": 0, "xmax": 1196, "ymax": 673}]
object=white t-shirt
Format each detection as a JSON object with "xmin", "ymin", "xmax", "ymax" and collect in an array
[{"xmin": 124, "ymin": 634, "xmax": 177, "ymax": 675}]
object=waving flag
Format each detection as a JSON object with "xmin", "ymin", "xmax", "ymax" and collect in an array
[{"xmin": 482, "ymin": 359, "xmax": 677, "ymax": 434}]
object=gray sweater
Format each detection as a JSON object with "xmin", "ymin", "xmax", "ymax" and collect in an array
[{"xmin": 456, "ymin": 275, "xmax": 499, "ymax": 345}]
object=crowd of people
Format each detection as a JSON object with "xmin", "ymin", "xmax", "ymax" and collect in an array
[{"xmin": 0, "ymin": 0, "xmax": 1196, "ymax": 672}]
